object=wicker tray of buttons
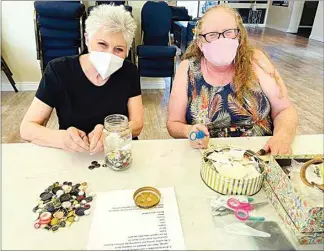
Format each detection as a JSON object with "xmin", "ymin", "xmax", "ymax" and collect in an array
[{"xmin": 200, "ymin": 145, "xmax": 266, "ymax": 195}]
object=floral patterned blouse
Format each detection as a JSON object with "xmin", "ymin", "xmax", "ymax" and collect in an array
[{"xmin": 185, "ymin": 58, "xmax": 274, "ymax": 137}]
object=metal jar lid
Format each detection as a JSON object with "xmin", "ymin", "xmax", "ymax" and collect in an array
[{"xmin": 133, "ymin": 186, "xmax": 161, "ymax": 209}]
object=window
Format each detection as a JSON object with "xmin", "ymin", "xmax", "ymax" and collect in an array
[
  {"xmin": 199, "ymin": 1, "xmax": 219, "ymax": 17},
  {"xmin": 176, "ymin": 1, "xmax": 199, "ymax": 18},
  {"xmin": 272, "ymin": 1, "xmax": 289, "ymax": 7}
]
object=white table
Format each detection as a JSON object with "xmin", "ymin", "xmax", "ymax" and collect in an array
[{"xmin": 2, "ymin": 135, "xmax": 324, "ymax": 250}]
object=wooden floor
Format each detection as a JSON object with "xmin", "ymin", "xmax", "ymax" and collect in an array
[{"xmin": 2, "ymin": 28, "xmax": 323, "ymax": 144}]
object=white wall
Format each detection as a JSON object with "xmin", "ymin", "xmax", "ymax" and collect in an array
[
  {"xmin": 1, "ymin": 1, "xmax": 41, "ymax": 84},
  {"xmin": 288, "ymin": 0, "xmax": 304, "ymax": 33},
  {"xmin": 128, "ymin": 1, "xmax": 146, "ymax": 47},
  {"xmin": 310, "ymin": 1, "xmax": 324, "ymax": 42},
  {"xmin": 266, "ymin": 1, "xmax": 294, "ymax": 32}
]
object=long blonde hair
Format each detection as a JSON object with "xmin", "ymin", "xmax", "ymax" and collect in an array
[{"xmin": 183, "ymin": 5, "xmax": 282, "ymax": 101}]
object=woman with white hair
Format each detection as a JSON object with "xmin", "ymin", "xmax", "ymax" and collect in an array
[{"xmin": 20, "ymin": 5, "xmax": 143, "ymax": 154}]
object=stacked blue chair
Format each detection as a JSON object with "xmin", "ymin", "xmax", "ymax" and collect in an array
[
  {"xmin": 34, "ymin": 1, "xmax": 86, "ymax": 72},
  {"xmin": 169, "ymin": 6, "xmax": 192, "ymax": 34},
  {"xmin": 137, "ymin": 1, "xmax": 177, "ymax": 91}
]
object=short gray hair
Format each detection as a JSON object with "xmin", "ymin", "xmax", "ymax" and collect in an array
[{"xmin": 85, "ymin": 4, "xmax": 136, "ymax": 50}]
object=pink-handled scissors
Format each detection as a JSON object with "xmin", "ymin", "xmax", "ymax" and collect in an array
[{"xmin": 227, "ymin": 198, "xmax": 256, "ymax": 221}]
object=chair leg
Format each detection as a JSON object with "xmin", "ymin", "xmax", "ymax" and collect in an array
[
  {"xmin": 170, "ymin": 76, "xmax": 174, "ymax": 93},
  {"xmin": 5, "ymin": 70, "xmax": 19, "ymax": 93},
  {"xmin": 1, "ymin": 58, "xmax": 18, "ymax": 92}
]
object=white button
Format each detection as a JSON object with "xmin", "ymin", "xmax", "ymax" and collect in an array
[{"xmin": 56, "ymin": 190, "xmax": 64, "ymax": 197}]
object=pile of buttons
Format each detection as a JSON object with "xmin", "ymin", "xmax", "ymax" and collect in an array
[
  {"xmin": 105, "ymin": 149, "xmax": 132, "ymax": 170},
  {"xmin": 33, "ymin": 181, "xmax": 95, "ymax": 232}
]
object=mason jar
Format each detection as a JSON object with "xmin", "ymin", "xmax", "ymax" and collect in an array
[{"xmin": 103, "ymin": 114, "xmax": 132, "ymax": 171}]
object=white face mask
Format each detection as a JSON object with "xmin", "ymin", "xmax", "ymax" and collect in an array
[{"xmin": 89, "ymin": 51, "xmax": 124, "ymax": 79}]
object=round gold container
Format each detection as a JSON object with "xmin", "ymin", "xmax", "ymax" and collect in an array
[{"xmin": 133, "ymin": 186, "xmax": 161, "ymax": 209}]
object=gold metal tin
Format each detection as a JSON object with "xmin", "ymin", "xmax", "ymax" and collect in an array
[{"xmin": 133, "ymin": 186, "xmax": 161, "ymax": 209}]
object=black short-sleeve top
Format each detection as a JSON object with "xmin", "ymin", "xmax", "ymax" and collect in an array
[{"xmin": 35, "ymin": 55, "xmax": 141, "ymax": 134}]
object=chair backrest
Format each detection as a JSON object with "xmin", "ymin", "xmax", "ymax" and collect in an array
[
  {"xmin": 141, "ymin": 1, "xmax": 171, "ymax": 46},
  {"xmin": 170, "ymin": 6, "xmax": 190, "ymax": 21},
  {"xmin": 186, "ymin": 21, "xmax": 197, "ymax": 46},
  {"xmin": 34, "ymin": 1, "xmax": 85, "ymax": 71}
]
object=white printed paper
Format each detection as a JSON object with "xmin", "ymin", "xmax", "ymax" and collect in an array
[{"xmin": 86, "ymin": 187, "xmax": 186, "ymax": 250}]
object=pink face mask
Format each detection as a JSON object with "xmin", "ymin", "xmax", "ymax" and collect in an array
[{"xmin": 201, "ymin": 38, "xmax": 239, "ymax": 66}]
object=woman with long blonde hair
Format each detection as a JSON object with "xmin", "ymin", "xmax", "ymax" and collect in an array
[{"xmin": 167, "ymin": 5, "xmax": 298, "ymax": 154}]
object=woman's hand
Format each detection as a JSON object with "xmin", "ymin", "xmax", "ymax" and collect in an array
[
  {"xmin": 59, "ymin": 127, "xmax": 89, "ymax": 152},
  {"xmin": 187, "ymin": 124, "xmax": 210, "ymax": 149},
  {"xmin": 88, "ymin": 124, "xmax": 104, "ymax": 155},
  {"xmin": 263, "ymin": 133, "xmax": 293, "ymax": 155}
]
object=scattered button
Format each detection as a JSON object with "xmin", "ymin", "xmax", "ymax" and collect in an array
[
  {"xmin": 62, "ymin": 201, "xmax": 72, "ymax": 209},
  {"xmin": 70, "ymin": 189, "xmax": 79, "ymax": 197},
  {"xmin": 75, "ymin": 208, "xmax": 86, "ymax": 216},
  {"xmin": 52, "ymin": 225, "xmax": 60, "ymax": 232},
  {"xmin": 67, "ymin": 216, "xmax": 75, "ymax": 223},
  {"xmin": 77, "ymin": 195, "xmax": 85, "ymax": 201},
  {"xmin": 40, "ymin": 212, "xmax": 52, "ymax": 221},
  {"xmin": 47, "ymin": 205, "xmax": 55, "ymax": 213},
  {"xmin": 62, "ymin": 185, "xmax": 70, "ymax": 192},
  {"xmin": 51, "ymin": 218, "xmax": 58, "ymax": 226},
  {"xmin": 56, "ymin": 190, "xmax": 64, "ymax": 197},
  {"xmin": 88, "ymin": 165, "xmax": 95, "ymax": 170},
  {"xmin": 68, "ymin": 211, "xmax": 74, "ymax": 217},
  {"xmin": 33, "ymin": 205, "xmax": 39, "ymax": 213},
  {"xmin": 85, "ymin": 196, "xmax": 93, "ymax": 203},
  {"xmin": 59, "ymin": 194, "xmax": 71, "ymax": 203},
  {"xmin": 40, "ymin": 192, "xmax": 53, "ymax": 201},
  {"xmin": 52, "ymin": 187, "xmax": 61, "ymax": 195}
]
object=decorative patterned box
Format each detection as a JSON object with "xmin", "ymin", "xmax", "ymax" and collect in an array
[{"xmin": 264, "ymin": 154, "xmax": 324, "ymax": 244}]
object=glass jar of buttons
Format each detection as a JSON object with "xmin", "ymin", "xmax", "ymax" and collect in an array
[{"xmin": 103, "ymin": 114, "xmax": 132, "ymax": 171}]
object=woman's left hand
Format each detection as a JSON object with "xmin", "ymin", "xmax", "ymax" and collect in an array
[
  {"xmin": 263, "ymin": 134, "xmax": 293, "ymax": 155},
  {"xmin": 88, "ymin": 124, "xmax": 104, "ymax": 155}
]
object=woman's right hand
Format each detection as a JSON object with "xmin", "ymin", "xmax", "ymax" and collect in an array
[
  {"xmin": 59, "ymin": 127, "xmax": 90, "ymax": 152},
  {"xmin": 187, "ymin": 124, "xmax": 210, "ymax": 149}
]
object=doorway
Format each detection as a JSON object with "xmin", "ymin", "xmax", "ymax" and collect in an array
[{"xmin": 296, "ymin": 1, "xmax": 319, "ymax": 38}]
